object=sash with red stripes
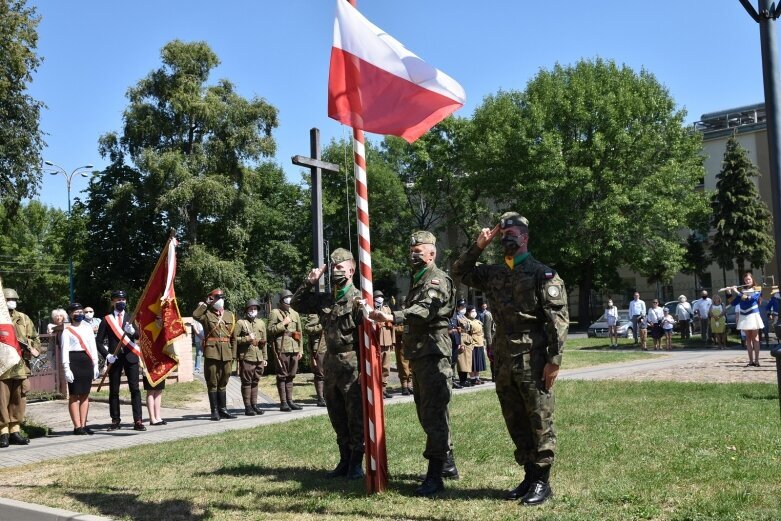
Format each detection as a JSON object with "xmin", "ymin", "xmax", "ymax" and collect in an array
[
  {"xmin": 104, "ymin": 314, "xmax": 141, "ymax": 356},
  {"xmin": 66, "ymin": 326, "xmax": 94, "ymax": 363}
]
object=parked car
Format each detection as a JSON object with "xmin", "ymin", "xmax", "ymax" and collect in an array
[{"xmin": 587, "ymin": 309, "xmax": 633, "ymax": 338}]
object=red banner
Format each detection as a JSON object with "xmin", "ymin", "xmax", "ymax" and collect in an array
[
  {"xmin": 133, "ymin": 237, "xmax": 185, "ymax": 386},
  {"xmin": 0, "ymin": 277, "xmax": 22, "ymax": 375}
]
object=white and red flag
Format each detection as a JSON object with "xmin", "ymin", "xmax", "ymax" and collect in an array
[
  {"xmin": 0, "ymin": 277, "xmax": 22, "ymax": 375},
  {"xmin": 328, "ymin": 0, "xmax": 466, "ymax": 143}
]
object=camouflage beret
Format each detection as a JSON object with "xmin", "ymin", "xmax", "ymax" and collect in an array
[
  {"xmin": 499, "ymin": 212, "xmax": 529, "ymax": 229},
  {"xmin": 410, "ymin": 230, "xmax": 436, "ymax": 246},
  {"xmin": 330, "ymin": 248, "xmax": 354, "ymax": 264}
]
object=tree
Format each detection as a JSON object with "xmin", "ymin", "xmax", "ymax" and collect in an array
[
  {"xmin": 682, "ymin": 233, "xmax": 709, "ymax": 291},
  {"xmin": 710, "ymin": 135, "xmax": 774, "ymax": 277},
  {"xmin": 466, "ymin": 58, "xmax": 709, "ymax": 324},
  {"xmin": 0, "ymin": 0, "xmax": 45, "ymax": 215}
]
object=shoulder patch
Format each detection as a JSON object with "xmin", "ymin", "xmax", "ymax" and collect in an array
[
  {"xmin": 427, "ymin": 288, "xmax": 440, "ymax": 299},
  {"xmin": 544, "ymin": 271, "xmax": 555, "ymax": 279},
  {"xmin": 430, "ymin": 279, "xmax": 440, "ymax": 285},
  {"xmin": 547, "ymin": 285, "xmax": 561, "ymax": 298}
]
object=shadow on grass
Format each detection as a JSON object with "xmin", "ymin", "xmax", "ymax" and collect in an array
[
  {"xmin": 739, "ymin": 392, "xmax": 779, "ymax": 401},
  {"xmin": 69, "ymin": 491, "xmax": 208, "ymax": 521}
]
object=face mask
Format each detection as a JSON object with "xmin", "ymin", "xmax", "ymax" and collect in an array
[
  {"xmin": 501, "ymin": 235, "xmax": 522, "ymax": 256},
  {"xmin": 6, "ymin": 300, "xmax": 17, "ymax": 310},
  {"xmin": 247, "ymin": 310, "xmax": 258, "ymax": 318},
  {"xmin": 410, "ymin": 252, "xmax": 426, "ymax": 270},
  {"xmin": 457, "ymin": 308, "xmax": 465, "ymax": 316},
  {"xmin": 468, "ymin": 311, "xmax": 477, "ymax": 319},
  {"xmin": 85, "ymin": 312, "xmax": 94, "ymax": 319},
  {"xmin": 115, "ymin": 301, "xmax": 127, "ymax": 312},
  {"xmin": 375, "ymin": 298, "xmax": 384, "ymax": 307},
  {"xmin": 72, "ymin": 314, "xmax": 85, "ymax": 323},
  {"xmin": 283, "ymin": 297, "xmax": 292, "ymax": 305},
  {"xmin": 331, "ymin": 269, "xmax": 348, "ymax": 287},
  {"xmin": 212, "ymin": 298, "xmax": 225, "ymax": 311}
]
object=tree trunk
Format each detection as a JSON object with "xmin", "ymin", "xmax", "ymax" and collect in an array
[{"xmin": 577, "ymin": 262, "xmax": 594, "ymax": 329}]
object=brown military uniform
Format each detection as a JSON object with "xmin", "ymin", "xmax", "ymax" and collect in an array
[
  {"xmin": 453, "ymin": 245, "xmax": 568, "ymax": 472},
  {"xmin": 268, "ymin": 306, "xmax": 302, "ymax": 396},
  {"xmin": 236, "ymin": 316, "xmax": 267, "ymax": 409},
  {"xmin": 304, "ymin": 314, "xmax": 326, "ymax": 406},
  {"xmin": 0, "ymin": 309, "xmax": 41, "ymax": 436},
  {"xmin": 393, "ymin": 323, "xmax": 412, "ymax": 392},
  {"xmin": 376, "ymin": 304, "xmax": 395, "ymax": 390},
  {"xmin": 192, "ymin": 303, "xmax": 237, "ymax": 392}
]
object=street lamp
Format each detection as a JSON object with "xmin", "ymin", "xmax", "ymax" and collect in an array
[{"xmin": 44, "ymin": 160, "xmax": 93, "ymax": 303}]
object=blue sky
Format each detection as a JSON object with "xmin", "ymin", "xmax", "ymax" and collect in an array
[{"xmin": 28, "ymin": 0, "xmax": 766, "ymax": 210}]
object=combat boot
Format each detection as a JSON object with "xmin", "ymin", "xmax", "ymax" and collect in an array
[
  {"xmin": 9, "ymin": 431, "xmax": 29, "ymax": 445},
  {"xmin": 286, "ymin": 381, "xmax": 302, "ymax": 410},
  {"xmin": 250, "ymin": 387, "xmax": 264, "ymax": 415},
  {"xmin": 401, "ymin": 385, "xmax": 410, "ymax": 396},
  {"xmin": 442, "ymin": 450, "xmax": 460, "ymax": 479},
  {"xmin": 505, "ymin": 463, "xmax": 534, "ymax": 500},
  {"xmin": 242, "ymin": 387, "xmax": 254, "ymax": 416},
  {"xmin": 0, "ymin": 433, "xmax": 9, "ymax": 448},
  {"xmin": 346, "ymin": 449, "xmax": 365, "ymax": 480},
  {"xmin": 278, "ymin": 381, "xmax": 291, "ymax": 412},
  {"xmin": 521, "ymin": 466, "xmax": 553, "ymax": 506},
  {"xmin": 315, "ymin": 381, "xmax": 326, "ymax": 407},
  {"xmin": 217, "ymin": 391, "xmax": 237, "ymax": 419},
  {"xmin": 325, "ymin": 444, "xmax": 350, "ymax": 478},
  {"xmin": 208, "ymin": 391, "xmax": 220, "ymax": 421},
  {"xmin": 415, "ymin": 458, "xmax": 445, "ymax": 496},
  {"xmin": 244, "ymin": 405, "xmax": 256, "ymax": 416}
]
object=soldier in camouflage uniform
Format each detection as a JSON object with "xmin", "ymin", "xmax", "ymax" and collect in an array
[
  {"xmin": 370, "ymin": 231, "xmax": 458, "ymax": 496},
  {"xmin": 304, "ymin": 313, "xmax": 327, "ymax": 407},
  {"xmin": 292, "ymin": 248, "xmax": 365, "ymax": 480},
  {"xmin": 0, "ymin": 288, "xmax": 41, "ymax": 448},
  {"xmin": 268, "ymin": 290, "xmax": 303, "ymax": 412},
  {"xmin": 193, "ymin": 288, "xmax": 238, "ymax": 421},
  {"xmin": 452, "ymin": 212, "xmax": 568, "ymax": 506},
  {"xmin": 236, "ymin": 299, "xmax": 268, "ymax": 416}
]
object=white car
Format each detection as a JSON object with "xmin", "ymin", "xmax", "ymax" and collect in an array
[{"xmin": 587, "ymin": 309, "xmax": 633, "ymax": 338}]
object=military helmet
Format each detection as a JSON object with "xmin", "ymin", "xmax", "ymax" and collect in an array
[
  {"xmin": 410, "ymin": 230, "xmax": 436, "ymax": 246},
  {"xmin": 111, "ymin": 289, "xmax": 128, "ymax": 299},
  {"xmin": 330, "ymin": 248, "xmax": 354, "ymax": 264},
  {"xmin": 279, "ymin": 289, "xmax": 293, "ymax": 299},
  {"xmin": 373, "ymin": 290, "xmax": 384, "ymax": 298},
  {"xmin": 3, "ymin": 288, "xmax": 19, "ymax": 301},
  {"xmin": 245, "ymin": 298, "xmax": 261, "ymax": 310},
  {"xmin": 499, "ymin": 212, "xmax": 529, "ymax": 229}
]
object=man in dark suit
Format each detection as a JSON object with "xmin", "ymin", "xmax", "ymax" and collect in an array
[{"xmin": 96, "ymin": 290, "xmax": 145, "ymax": 431}]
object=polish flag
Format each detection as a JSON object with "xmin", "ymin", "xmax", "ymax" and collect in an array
[
  {"xmin": 0, "ymin": 278, "xmax": 22, "ymax": 375},
  {"xmin": 328, "ymin": 0, "xmax": 466, "ymax": 143}
]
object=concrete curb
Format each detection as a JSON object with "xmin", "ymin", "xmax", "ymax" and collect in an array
[{"xmin": 0, "ymin": 497, "xmax": 112, "ymax": 521}]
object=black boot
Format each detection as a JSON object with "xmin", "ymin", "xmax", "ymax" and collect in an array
[
  {"xmin": 346, "ymin": 449, "xmax": 365, "ymax": 480},
  {"xmin": 315, "ymin": 380, "xmax": 326, "ymax": 407},
  {"xmin": 278, "ymin": 381, "xmax": 291, "ymax": 412},
  {"xmin": 0, "ymin": 433, "xmax": 9, "ymax": 448},
  {"xmin": 286, "ymin": 381, "xmax": 302, "ymax": 410},
  {"xmin": 208, "ymin": 391, "xmax": 220, "ymax": 421},
  {"xmin": 245, "ymin": 405, "xmax": 256, "ymax": 416},
  {"xmin": 8, "ymin": 432, "xmax": 29, "ymax": 445},
  {"xmin": 521, "ymin": 466, "xmax": 553, "ymax": 506},
  {"xmin": 442, "ymin": 450, "xmax": 460, "ymax": 479},
  {"xmin": 415, "ymin": 458, "xmax": 445, "ymax": 496},
  {"xmin": 506, "ymin": 463, "xmax": 534, "ymax": 500},
  {"xmin": 250, "ymin": 387, "xmax": 264, "ymax": 415},
  {"xmin": 325, "ymin": 444, "xmax": 350, "ymax": 478},
  {"xmin": 217, "ymin": 391, "xmax": 237, "ymax": 419}
]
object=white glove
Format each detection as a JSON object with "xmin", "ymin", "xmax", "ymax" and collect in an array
[
  {"xmin": 93, "ymin": 366, "xmax": 100, "ymax": 379},
  {"xmin": 64, "ymin": 368, "xmax": 74, "ymax": 383},
  {"xmin": 124, "ymin": 323, "xmax": 135, "ymax": 335},
  {"xmin": 107, "ymin": 354, "xmax": 117, "ymax": 364}
]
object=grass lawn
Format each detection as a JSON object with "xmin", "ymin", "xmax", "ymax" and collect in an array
[
  {"xmin": 90, "ymin": 380, "xmax": 206, "ymax": 408},
  {"xmin": 2, "ymin": 380, "xmax": 779, "ymax": 520}
]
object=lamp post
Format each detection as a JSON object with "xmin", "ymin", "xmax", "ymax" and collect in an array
[{"xmin": 44, "ymin": 160, "xmax": 93, "ymax": 303}]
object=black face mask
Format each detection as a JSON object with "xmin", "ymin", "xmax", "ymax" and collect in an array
[
  {"xmin": 331, "ymin": 269, "xmax": 348, "ymax": 287},
  {"xmin": 410, "ymin": 253, "xmax": 426, "ymax": 270},
  {"xmin": 72, "ymin": 314, "xmax": 85, "ymax": 323},
  {"xmin": 115, "ymin": 301, "xmax": 127, "ymax": 312}
]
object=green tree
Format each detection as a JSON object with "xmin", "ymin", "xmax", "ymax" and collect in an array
[
  {"xmin": 0, "ymin": 0, "xmax": 45, "ymax": 215},
  {"xmin": 710, "ymin": 135, "xmax": 774, "ymax": 277},
  {"xmin": 466, "ymin": 58, "xmax": 708, "ymax": 324},
  {"xmin": 682, "ymin": 233, "xmax": 709, "ymax": 291}
]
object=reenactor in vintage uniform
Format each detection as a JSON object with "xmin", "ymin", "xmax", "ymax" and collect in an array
[
  {"xmin": 96, "ymin": 290, "xmax": 145, "ymax": 431},
  {"xmin": 370, "ymin": 231, "xmax": 458, "ymax": 496},
  {"xmin": 452, "ymin": 212, "xmax": 568, "ymax": 506},
  {"xmin": 0, "ymin": 288, "xmax": 41, "ymax": 447},
  {"xmin": 393, "ymin": 321, "xmax": 413, "ymax": 396},
  {"xmin": 373, "ymin": 290, "xmax": 395, "ymax": 398},
  {"xmin": 192, "ymin": 288, "xmax": 238, "ymax": 421},
  {"xmin": 292, "ymin": 248, "xmax": 365, "ymax": 480},
  {"xmin": 268, "ymin": 290, "xmax": 303, "ymax": 412},
  {"xmin": 236, "ymin": 299, "xmax": 267, "ymax": 416},
  {"xmin": 304, "ymin": 313, "xmax": 327, "ymax": 407}
]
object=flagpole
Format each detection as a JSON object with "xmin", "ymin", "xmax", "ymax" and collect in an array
[{"xmin": 346, "ymin": 0, "xmax": 388, "ymax": 495}]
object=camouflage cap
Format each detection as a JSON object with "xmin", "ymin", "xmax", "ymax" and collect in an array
[
  {"xmin": 410, "ymin": 230, "xmax": 436, "ymax": 246},
  {"xmin": 3, "ymin": 288, "xmax": 19, "ymax": 301},
  {"xmin": 330, "ymin": 248, "xmax": 354, "ymax": 264},
  {"xmin": 499, "ymin": 212, "xmax": 529, "ymax": 229}
]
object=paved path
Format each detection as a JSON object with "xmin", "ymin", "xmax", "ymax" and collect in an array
[{"xmin": 2, "ymin": 349, "xmax": 769, "ymax": 470}]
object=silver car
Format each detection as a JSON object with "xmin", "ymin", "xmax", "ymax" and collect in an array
[{"xmin": 587, "ymin": 309, "xmax": 632, "ymax": 338}]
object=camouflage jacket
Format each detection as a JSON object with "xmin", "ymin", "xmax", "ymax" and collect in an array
[{"xmin": 292, "ymin": 282, "xmax": 362, "ymax": 355}]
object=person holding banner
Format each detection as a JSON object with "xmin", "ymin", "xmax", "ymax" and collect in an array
[
  {"xmin": 292, "ymin": 248, "xmax": 365, "ymax": 481},
  {"xmin": 0, "ymin": 288, "xmax": 41, "ymax": 447},
  {"xmin": 370, "ymin": 231, "xmax": 458, "ymax": 497},
  {"xmin": 96, "ymin": 290, "xmax": 145, "ymax": 431},
  {"xmin": 236, "ymin": 299, "xmax": 268, "ymax": 416},
  {"xmin": 61, "ymin": 303, "xmax": 99, "ymax": 435}
]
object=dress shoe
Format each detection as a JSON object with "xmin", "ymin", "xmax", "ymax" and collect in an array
[
  {"xmin": 83, "ymin": 426, "xmax": 95, "ymax": 435},
  {"xmin": 521, "ymin": 481, "xmax": 553, "ymax": 506},
  {"xmin": 245, "ymin": 405, "xmax": 256, "ymax": 416},
  {"xmin": 133, "ymin": 421, "xmax": 147, "ymax": 431},
  {"xmin": 287, "ymin": 401, "xmax": 303, "ymax": 411},
  {"xmin": 252, "ymin": 404, "xmax": 265, "ymax": 415},
  {"xmin": 9, "ymin": 432, "xmax": 29, "ymax": 445},
  {"xmin": 0, "ymin": 433, "xmax": 8, "ymax": 448},
  {"xmin": 73, "ymin": 427, "xmax": 87, "ymax": 435},
  {"xmin": 108, "ymin": 420, "xmax": 121, "ymax": 431},
  {"xmin": 452, "ymin": 381, "xmax": 462, "ymax": 389}
]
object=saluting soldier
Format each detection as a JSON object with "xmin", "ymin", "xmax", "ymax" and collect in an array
[
  {"xmin": 452, "ymin": 212, "xmax": 568, "ymax": 506},
  {"xmin": 304, "ymin": 313, "xmax": 327, "ymax": 407},
  {"xmin": 96, "ymin": 290, "xmax": 145, "ymax": 431},
  {"xmin": 370, "ymin": 231, "xmax": 458, "ymax": 496},
  {"xmin": 374, "ymin": 290, "xmax": 395, "ymax": 399},
  {"xmin": 293, "ymin": 248, "xmax": 365, "ymax": 480},
  {"xmin": 236, "ymin": 299, "xmax": 267, "ymax": 416},
  {"xmin": 192, "ymin": 288, "xmax": 238, "ymax": 421},
  {"xmin": 0, "ymin": 288, "xmax": 42, "ymax": 447},
  {"xmin": 268, "ymin": 290, "xmax": 303, "ymax": 412}
]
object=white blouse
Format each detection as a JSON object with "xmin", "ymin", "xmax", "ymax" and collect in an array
[{"xmin": 61, "ymin": 322, "xmax": 99, "ymax": 367}]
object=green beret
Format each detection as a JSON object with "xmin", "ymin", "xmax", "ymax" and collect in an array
[
  {"xmin": 410, "ymin": 230, "xmax": 436, "ymax": 246},
  {"xmin": 330, "ymin": 248, "xmax": 354, "ymax": 264},
  {"xmin": 499, "ymin": 212, "xmax": 529, "ymax": 229}
]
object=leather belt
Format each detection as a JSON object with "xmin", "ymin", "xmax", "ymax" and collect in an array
[{"xmin": 207, "ymin": 337, "xmax": 230, "ymax": 342}]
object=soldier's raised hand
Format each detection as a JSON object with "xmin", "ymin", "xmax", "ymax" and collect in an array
[
  {"xmin": 307, "ymin": 264, "xmax": 327, "ymax": 285},
  {"xmin": 476, "ymin": 224, "xmax": 501, "ymax": 249}
]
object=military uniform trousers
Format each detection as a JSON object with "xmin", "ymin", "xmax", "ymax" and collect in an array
[
  {"xmin": 380, "ymin": 345, "xmax": 393, "ymax": 388},
  {"xmin": 494, "ymin": 333, "xmax": 556, "ymax": 469},
  {"xmin": 410, "ymin": 354, "xmax": 453, "ymax": 460},
  {"xmin": 274, "ymin": 351, "xmax": 299, "ymax": 383},
  {"xmin": 109, "ymin": 354, "xmax": 142, "ymax": 422},
  {"xmin": 238, "ymin": 359, "xmax": 264, "ymax": 389},
  {"xmin": 312, "ymin": 351, "xmax": 325, "ymax": 382},
  {"xmin": 0, "ymin": 378, "xmax": 28, "ymax": 428},
  {"xmin": 323, "ymin": 351, "xmax": 364, "ymax": 451},
  {"xmin": 205, "ymin": 358, "xmax": 232, "ymax": 392},
  {"xmin": 394, "ymin": 341, "xmax": 412, "ymax": 385}
]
